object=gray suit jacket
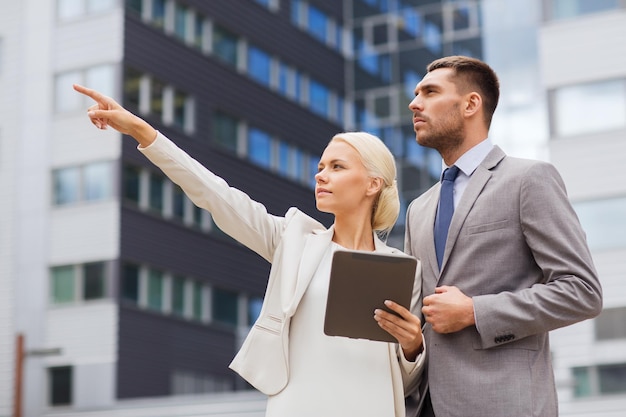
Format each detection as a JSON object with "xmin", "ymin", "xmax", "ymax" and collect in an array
[{"xmin": 404, "ymin": 146, "xmax": 602, "ymax": 417}]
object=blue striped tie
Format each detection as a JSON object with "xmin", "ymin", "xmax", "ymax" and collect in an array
[{"xmin": 434, "ymin": 166, "xmax": 460, "ymax": 269}]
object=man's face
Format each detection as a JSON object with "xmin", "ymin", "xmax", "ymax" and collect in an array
[{"xmin": 408, "ymin": 68, "xmax": 465, "ymax": 152}]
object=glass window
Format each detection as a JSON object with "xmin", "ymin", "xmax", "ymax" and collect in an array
[
  {"xmin": 51, "ymin": 266, "xmax": 75, "ymax": 304},
  {"xmin": 192, "ymin": 204, "xmax": 203, "ymax": 229},
  {"xmin": 550, "ymin": 0, "xmax": 619, "ymax": 20},
  {"xmin": 172, "ymin": 185, "xmax": 186, "ymax": 221},
  {"xmin": 147, "ymin": 269, "xmax": 164, "ymax": 311},
  {"xmin": 49, "ymin": 366, "xmax": 72, "ymax": 406},
  {"xmin": 122, "ymin": 264, "xmax": 140, "ymax": 303},
  {"xmin": 290, "ymin": 0, "xmax": 303, "ymax": 26},
  {"xmin": 150, "ymin": 78, "xmax": 166, "ymax": 118},
  {"xmin": 53, "ymin": 167, "xmax": 80, "ymax": 205},
  {"xmin": 149, "ymin": 173, "xmax": 164, "ymax": 213},
  {"xmin": 193, "ymin": 13, "xmax": 205, "ymax": 49},
  {"xmin": 173, "ymin": 90, "xmax": 187, "ymax": 130},
  {"xmin": 213, "ymin": 112, "xmax": 239, "ymax": 152},
  {"xmin": 123, "ymin": 166, "xmax": 141, "ymax": 204},
  {"xmin": 171, "ymin": 276, "xmax": 186, "ymax": 317},
  {"xmin": 151, "ymin": 0, "xmax": 166, "ymax": 28},
  {"xmin": 573, "ymin": 196, "xmax": 626, "ymax": 251},
  {"xmin": 423, "ymin": 19, "xmax": 442, "ymax": 55},
  {"xmin": 55, "ymin": 71, "xmax": 82, "ymax": 112},
  {"xmin": 124, "ymin": 67, "xmax": 142, "ymax": 111},
  {"xmin": 308, "ymin": 4, "xmax": 328, "ymax": 43},
  {"xmin": 83, "ymin": 161, "xmax": 113, "ymax": 201},
  {"xmin": 277, "ymin": 62, "xmax": 292, "ymax": 96},
  {"xmin": 212, "ymin": 287, "xmax": 238, "ymax": 326},
  {"xmin": 599, "ymin": 363, "xmax": 626, "ymax": 394},
  {"xmin": 87, "ymin": 0, "xmax": 116, "ymax": 14},
  {"xmin": 553, "ymin": 79, "xmax": 626, "ymax": 137},
  {"xmin": 247, "ymin": 297, "xmax": 263, "ymax": 325},
  {"xmin": 309, "ymin": 79, "xmax": 329, "ymax": 117},
  {"xmin": 83, "ymin": 262, "xmax": 105, "ymax": 300},
  {"xmin": 127, "ymin": 0, "xmax": 143, "ymax": 16},
  {"xmin": 247, "ymin": 46, "xmax": 271, "ymax": 86},
  {"xmin": 213, "ymin": 25, "xmax": 238, "ymax": 67},
  {"xmin": 58, "ymin": 0, "xmax": 84, "ymax": 20},
  {"xmin": 277, "ymin": 141, "xmax": 291, "ymax": 177},
  {"xmin": 572, "ymin": 367, "xmax": 592, "ymax": 397},
  {"xmin": 595, "ymin": 306, "xmax": 626, "ymax": 340},
  {"xmin": 174, "ymin": 4, "xmax": 188, "ymax": 41},
  {"xmin": 192, "ymin": 281, "xmax": 203, "ymax": 320},
  {"xmin": 307, "ymin": 155, "xmax": 318, "ymax": 189},
  {"xmin": 248, "ymin": 128, "xmax": 272, "ymax": 168},
  {"xmin": 85, "ymin": 65, "xmax": 115, "ymax": 98}
]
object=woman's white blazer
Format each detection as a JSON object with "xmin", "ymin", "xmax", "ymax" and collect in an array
[{"xmin": 140, "ymin": 133, "xmax": 424, "ymax": 415}]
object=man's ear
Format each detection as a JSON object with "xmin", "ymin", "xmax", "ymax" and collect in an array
[
  {"xmin": 367, "ymin": 177, "xmax": 383, "ymax": 197},
  {"xmin": 464, "ymin": 92, "xmax": 482, "ymax": 118}
]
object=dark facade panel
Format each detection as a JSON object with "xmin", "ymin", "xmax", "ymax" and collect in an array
[
  {"xmin": 186, "ymin": 0, "xmax": 345, "ymax": 90},
  {"xmin": 117, "ymin": 306, "xmax": 239, "ymax": 399},
  {"xmin": 123, "ymin": 17, "xmax": 342, "ymax": 156}
]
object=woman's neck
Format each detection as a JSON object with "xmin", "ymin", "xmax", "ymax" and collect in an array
[{"xmin": 332, "ymin": 218, "xmax": 375, "ymax": 251}]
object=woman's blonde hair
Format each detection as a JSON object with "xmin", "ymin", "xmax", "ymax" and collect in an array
[{"xmin": 330, "ymin": 131, "xmax": 400, "ymax": 235}]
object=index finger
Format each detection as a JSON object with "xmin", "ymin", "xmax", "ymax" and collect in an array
[{"xmin": 73, "ymin": 84, "xmax": 106, "ymax": 103}]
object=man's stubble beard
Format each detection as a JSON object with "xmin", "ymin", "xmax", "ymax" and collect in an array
[{"xmin": 415, "ymin": 105, "xmax": 465, "ymax": 156}]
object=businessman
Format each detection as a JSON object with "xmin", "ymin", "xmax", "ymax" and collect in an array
[{"xmin": 404, "ymin": 55, "xmax": 602, "ymax": 417}]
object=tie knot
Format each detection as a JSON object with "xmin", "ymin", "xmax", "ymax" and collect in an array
[{"xmin": 442, "ymin": 165, "xmax": 460, "ymax": 183}]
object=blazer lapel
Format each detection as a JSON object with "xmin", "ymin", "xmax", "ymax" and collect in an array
[
  {"xmin": 439, "ymin": 146, "xmax": 506, "ymax": 277},
  {"xmin": 286, "ymin": 226, "xmax": 334, "ymax": 316}
]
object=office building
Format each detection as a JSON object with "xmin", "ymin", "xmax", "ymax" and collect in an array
[{"xmin": 538, "ymin": 1, "xmax": 626, "ymax": 415}]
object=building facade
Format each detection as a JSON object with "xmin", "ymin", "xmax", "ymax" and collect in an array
[{"xmin": 538, "ymin": 1, "xmax": 626, "ymax": 415}]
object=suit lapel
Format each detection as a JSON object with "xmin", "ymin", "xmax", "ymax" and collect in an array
[{"xmin": 438, "ymin": 146, "xmax": 506, "ymax": 279}]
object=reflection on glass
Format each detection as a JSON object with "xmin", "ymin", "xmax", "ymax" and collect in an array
[
  {"xmin": 247, "ymin": 46, "xmax": 271, "ymax": 86},
  {"xmin": 86, "ymin": 65, "xmax": 115, "ymax": 99},
  {"xmin": 149, "ymin": 174, "xmax": 164, "ymax": 213},
  {"xmin": 248, "ymin": 128, "xmax": 272, "ymax": 168},
  {"xmin": 54, "ymin": 167, "xmax": 80, "ymax": 205},
  {"xmin": 58, "ymin": 0, "xmax": 84, "ymax": 20},
  {"xmin": 309, "ymin": 79, "xmax": 329, "ymax": 117},
  {"xmin": 151, "ymin": 0, "xmax": 166, "ymax": 28},
  {"xmin": 83, "ymin": 262, "xmax": 105, "ymax": 300},
  {"xmin": 52, "ymin": 266, "xmax": 75, "ymax": 303},
  {"xmin": 83, "ymin": 162, "xmax": 112, "ymax": 201},
  {"xmin": 56, "ymin": 71, "xmax": 83, "ymax": 112},
  {"xmin": 308, "ymin": 4, "xmax": 328, "ymax": 43},
  {"xmin": 213, "ymin": 26, "xmax": 238, "ymax": 67},
  {"xmin": 123, "ymin": 166, "xmax": 141, "ymax": 204},
  {"xmin": 172, "ymin": 276, "xmax": 186, "ymax": 316},
  {"xmin": 122, "ymin": 264, "xmax": 140, "ymax": 303},
  {"xmin": 174, "ymin": 4, "xmax": 188, "ymax": 41},
  {"xmin": 147, "ymin": 269, "xmax": 164, "ymax": 310},
  {"xmin": 212, "ymin": 287, "xmax": 238, "ymax": 326},
  {"xmin": 213, "ymin": 112, "xmax": 239, "ymax": 152},
  {"xmin": 550, "ymin": 0, "xmax": 619, "ymax": 20}
]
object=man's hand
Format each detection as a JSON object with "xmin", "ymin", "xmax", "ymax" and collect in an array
[
  {"xmin": 422, "ymin": 286, "xmax": 475, "ymax": 333},
  {"xmin": 374, "ymin": 300, "xmax": 423, "ymax": 361}
]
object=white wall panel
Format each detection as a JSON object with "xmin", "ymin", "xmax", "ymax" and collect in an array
[
  {"xmin": 550, "ymin": 129, "xmax": 626, "ymax": 201},
  {"xmin": 49, "ymin": 202, "xmax": 120, "ymax": 264},
  {"xmin": 540, "ymin": 11, "xmax": 626, "ymax": 88}
]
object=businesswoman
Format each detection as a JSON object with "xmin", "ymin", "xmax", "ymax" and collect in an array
[{"xmin": 74, "ymin": 84, "xmax": 425, "ymax": 417}]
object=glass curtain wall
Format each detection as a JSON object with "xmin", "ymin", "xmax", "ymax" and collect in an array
[{"xmin": 346, "ymin": 0, "xmax": 483, "ymax": 244}]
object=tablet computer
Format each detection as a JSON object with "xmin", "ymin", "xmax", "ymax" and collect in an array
[{"xmin": 323, "ymin": 250, "xmax": 417, "ymax": 343}]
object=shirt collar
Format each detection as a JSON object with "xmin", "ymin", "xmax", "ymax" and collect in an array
[{"xmin": 442, "ymin": 137, "xmax": 494, "ymax": 178}]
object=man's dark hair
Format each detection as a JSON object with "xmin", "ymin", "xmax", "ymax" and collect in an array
[{"xmin": 427, "ymin": 56, "xmax": 500, "ymax": 128}]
